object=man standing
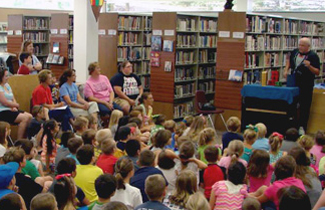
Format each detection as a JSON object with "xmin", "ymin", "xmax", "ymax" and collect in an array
[{"xmin": 284, "ymin": 38, "xmax": 320, "ymax": 133}]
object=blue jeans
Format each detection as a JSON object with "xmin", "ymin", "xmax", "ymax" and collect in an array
[
  {"xmin": 49, "ymin": 106, "xmax": 74, "ymax": 131},
  {"xmin": 98, "ymin": 102, "xmax": 122, "ymax": 116}
]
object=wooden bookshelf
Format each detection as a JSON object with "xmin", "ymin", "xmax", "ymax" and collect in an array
[
  {"xmin": 8, "ymin": 14, "xmax": 50, "ymax": 71},
  {"xmin": 151, "ymin": 12, "xmax": 218, "ymax": 120},
  {"xmin": 0, "ymin": 22, "xmax": 7, "ymax": 52},
  {"xmin": 49, "ymin": 13, "xmax": 71, "ymax": 79},
  {"xmin": 98, "ymin": 13, "xmax": 152, "ymax": 91}
]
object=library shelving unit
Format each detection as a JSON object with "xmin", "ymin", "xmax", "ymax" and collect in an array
[
  {"xmin": 68, "ymin": 15, "xmax": 74, "ymax": 69},
  {"xmin": 7, "ymin": 15, "xmax": 50, "ymax": 71},
  {"xmin": 0, "ymin": 22, "xmax": 8, "ymax": 52},
  {"xmin": 49, "ymin": 13, "xmax": 72, "ymax": 78},
  {"xmin": 150, "ymin": 12, "xmax": 218, "ymax": 120},
  {"xmin": 244, "ymin": 14, "xmax": 325, "ymax": 85},
  {"xmin": 98, "ymin": 13, "xmax": 152, "ymax": 91}
]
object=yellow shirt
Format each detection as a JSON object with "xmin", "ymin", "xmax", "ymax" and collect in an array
[
  {"xmin": 113, "ymin": 148, "xmax": 126, "ymax": 159},
  {"xmin": 74, "ymin": 164, "xmax": 103, "ymax": 203}
]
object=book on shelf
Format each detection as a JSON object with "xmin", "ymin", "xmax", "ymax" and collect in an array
[
  {"xmin": 144, "ymin": 16, "xmax": 152, "ymax": 30},
  {"xmin": 199, "ymin": 35, "xmax": 216, "ymax": 48},
  {"xmin": 283, "ymin": 36, "xmax": 298, "ymax": 50},
  {"xmin": 199, "ymin": 19, "xmax": 217, "ymax": 32},
  {"xmin": 144, "ymin": 32, "xmax": 151, "ymax": 45},
  {"xmin": 176, "ymin": 51, "xmax": 195, "ymax": 64},
  {"xmin": 228, "ymin": 70, "xmax": 243, "ymax": 82},
  {"xmin": 284, "ymin": 19, "xmax": 298, "ymax": 34},
  {"xmin": 142, "ymin": 47, "xmax": 151, "ymax": 60},
  {"xmin": 312, "ymin": 38, "xmax": 324, "ymax": 49},
  {"xmin": 174, "ymin": 101, "xmax": 194, "ymax": 119},
  {"xmin": 69, "ymin": 30, "xmax": 73, "ymax": 43},
  {"xmin": 177, "ymin": 35, "xmax": 196, "ymax": 47},
  {"xmin": 245, "ymin": 53, "xmax": 260, "ymax": 68},
  {"xmin": 46, "ymin": 53, "xmax": 64, "ymax": 64},
  {"xmin": 246, "ymin": 16, "xmax": 266, "ymax": 33},
  {"xmin": 34, "ymin": 45, "xmax": 41, "ymax": 55},
  {"xmin": 118, "ymin": 16, "xmax": 142, "ymax": 30},
  {"xmin": 23, "ymin": 32, "xmax": 48, "ymax": 42},
  {"xmin": 175, "ymin": 67, "xmax": 195, "ymax": 81},
  {"xmin": 299, "ymin": 21, "xmax": 313, "ymax": 35},
  {"xmin": 177, "ymin": 18, "xmax": 196, "ymax": 31},
  {"xmin": 198, "ymin": 81, "xmax": 214, "ymax": 93},
  {"xmin": 175, "ymin": 83, "xmax": 195, "ymax": 98},
  {"xmin": 118, "ymin": 47, "xmax": 141, "ymax": 61},
  {"xmin": 118, "ymin": 32, "xmax": 140, "ymax": 45},
  {"xmin": 163, "ymin": 40, "xmax": 174, "ymax": 52},
  {"xmin": 265, "ymin": 18, "xmax": 282, "ymax": 33},
  {"xmin": 68, "ymin": 46, "xmax": 73, "ymax": 58},
  {"xmin": 0, "ymin": 36, "xmax": 7, "ymax": 44},
  {"xmin": 265, "ymin": 35, "xmax": 281, "ymax": 50},
  {"xmin": 283, "ymin": 53, "xmax": 290, "ymax": 66},
  {"xmin": 151, "ymin": 36, "xmax": 162, "ymax": 51},
  {"xmin": 199, "ymin": 49, "xmax": 216, "ymax": 63},
  {"xmin": 246, "ymin": 35, "xmax": 264, "ymax": 51},
  {"xmin": 24, "ymin": 18, "xmax": 48, "ymax": 29},
  {"xmin": 140, "ymin": 76, "xmax": 150, "ymax": 89},
  {"xmin": 199, "ymin": 66, "xmax": 215, "ymax": 79},
  {"xmin": 264, "ymin": 53, "xmax": 280, "ymax": 67},
  {"xmin": 69, "ymin": 16, "xmax": 74, "ymax": 29},
  {"xmin": 164, "ymin": 61, "xmax": 172, "ymax": 72}
]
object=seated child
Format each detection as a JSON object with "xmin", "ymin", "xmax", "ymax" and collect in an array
[
  {"xmin": 27, "ymin": 105, "xmax": 47, "ymax": 141},
  {"xmin": 242, "ymin": 197, "xmax": 261, "ymax": 210},
  {"xmin": 242, "ymin": 125, "xmax": 258, "ymax": 162},
  {"xmin": 55, "ymin": 131, "xmax": 74, "ymax": 170},
  {"xmin": 96, "ymin": 139, "xmax": 118, "ymax": 174},
  {"xmin": 0, "ymin": 162, "xmax": 20, "ymax": 199},
  {"xmin": 17, "ymin": 52, "xmax": 32, "ymax": 75},
  {"xmin": 74, "ymin": 145, "xmax": 104, "ymax": 203},
  {"xmin": 280, "ymin": 128, "xmax": 299, "ymax": 152},
  {"xmin": 203, "ymin": 146, "xmax": 225, "ymax": 199},
  {"xmin": 108, "ymin": 109, "xmax": 124, "ymax": 139},
  {"xmin": 67, "ymin": 137, "xmax": 84, "ymax": 165},
  {"xmin": 125, "ymin": 139, "xmax": 141, "ymax": 171},
  {"xmin": 219, "ymin": 140, "xmax": 247, "ymax": 169},
  {"xmin": 186, "ymin": 192, "xmax": 210, "ymax": 210},
  {"xmin": 115, "ymin": 126, "xmax": 132, "ymax": 158},
  {"xmin": 269, "ymin": 132, "xmax": 287, "ymax": 165},
  {"xmin": 278, "ymin": 186, "xmax": 311, "ymax": 210},
  {"xmin": 176, "ymin": 115, "xmax": 194, "ymax": 137},
  {"xmin": 30, "ymin": 193, "xmax": 57, "ymax": 210},
  {"xmin": 85, "ymin": 115, "xmax": 98, "ymax": 131},
  {"xmin": 74, "ymin": 116, "xmax": 89, "ymax": 138},
  {"xmin": 0, "ymin": 192, "xmax": 25, "ymax": 210},
  {"xmin": 164, "ymin": 120, "xmax": 178, "ymax": 150},
  {"xmin": 151, "ymin": 130, "xmax": 172, "ymax": 153},
  {"xmin": 88, "ymin": 174, "xmax": 117, "ymax": 210},
  {"xmin": 150, "ymin": 114, "xmax": 166, "ymax": 141},
  {"xmin": 252, "ymin": 123, "xmax": 269, "ymax": 151},
  {"xmin": 298, "ymin": 135, "xmax": 317, "ymax": 173},
  {"xmin": 135, "ymin": 174, "xmax": 171, "ymax": 210},
  {"xmin": 222, "ymin": 116, "xmax": 243, "ymax": 152},
  {"xmin": 95, "ymin": 128, "xmax": 112, "ymax": 158},
  {"xmin": 210, "ymin": 162, "xmax": 248, "ymax": 210},
  {"xmin": 157, "ymin": 150, "xmax": 177, "ymax": 195},
  {"xmin": 197, "ymin": 128, "xmax": 221, "ymax": 164},
  {"xmin": 130, "ymin": 150, "xmax": 167, "ymax": 202}
]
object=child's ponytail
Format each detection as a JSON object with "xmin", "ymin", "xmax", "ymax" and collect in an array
[
  {"xmin": 228, "ymin": 140, "xmax": 244, "ymax": 165},
  {"xmin": 269, "ymin": 132, "xmax": 283, "ymax": 152},
  {"xmin": 114, "ymin": 157, "xmax": 134, "ymax": 190},
  {"xmin": 198, "ymin": 128, "xmax": 215, "ymax": 147}
]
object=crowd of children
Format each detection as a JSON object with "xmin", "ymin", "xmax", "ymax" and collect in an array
[{"xmin": 2, "ymin": 67, "xmax": 325, "ymax": 210}]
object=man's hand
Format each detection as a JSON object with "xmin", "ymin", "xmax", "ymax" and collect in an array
[
  {"xmin": 303, "ymin": 60, "xmax": 311, "ymax": 68},
  {"xmin": 105, "ymin": 102, "xmax": 114, "ymax": 110},
  {"xmin": 283, "ymin": 69, "xmax": 288, "ymax": 79}
]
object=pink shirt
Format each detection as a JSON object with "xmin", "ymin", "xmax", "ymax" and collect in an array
[
  {"xmin": 218, "ymin": 156, "xmax": 247, "ymax": 169},
  {"xmin": 310, "ymin": 144, "xmax": 325, "ymax": 168},
  {"xmin": 84, "ymin": 75, "xmax": 113, "ymax": 102},
  {"xmin": 249, "ymin": 165, "xmax": 274, "ymax": 192},
  {"xmin": 264, "ymin": 177, "xmax": 306, "ymax": 210}
]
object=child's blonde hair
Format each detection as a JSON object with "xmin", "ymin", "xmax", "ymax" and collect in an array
[
  {"xmin": 30, "ymin": 193, "xmax": 57, "ymax": 210},
  {"xmin": 187, "ymin": 116, "xmax": 205, "ymax": 143},
  {"xmin": 226, "ymin": 116, "xmax": 241, "ymax": 132},
  {"xmin": 242, "ymin": 197, "xmax": 261, "ymax": 210},
  {"xmin": 228, "ymin": 140, "xmax": 244, "ymax": 165},
  {"xmin": 109, "ymin": 110, "xmax": 123, "ymax": 129},
  {"xmin": 101, "ymin": 139, "xmax": 116, "ymax": 155},
  {"xmin": 95, "ymin": 129, "xmax": 113, "ymax": 147},
  {"xmin": 255, "ymin": 123, "xmax": 267, "ymax": 139},
  {"xmin": 269, "ymin": 132, "xmax": 284, "ymax": 153},
  {"xmin": 176, "ymin": 115, "xmax": 194, "ymax": 136},
  {"xmin": 73, "ymin": 116, "xmax": 89, "ymax": 131},
  {"xmin": 153, "ymin": 130, "xmax": 172, "ymax": 149},
  {"xmin": 198, "ymin": 128, "xmax": 216, "ymax": 146},
  {"xmin": 164, "ymin": 120, "xmax": 176, "ymax": 132},
  {"xmin": 297, "ymin": 135, "xmax": 314, "ymax": 151},
  {"xmin": 185, "ymin": 192, "xmax": 210, "ymax": 210},
  {"xmin": 243, "ymin": 125, "xmax": 258, "ymax": 144},
  {"xmin": 170, "ymin": 170, "xmax": 197, "ymax": 207},
  {"xmin": 145, "ymin": 174, "xmax": 166, "ymax": 200}
]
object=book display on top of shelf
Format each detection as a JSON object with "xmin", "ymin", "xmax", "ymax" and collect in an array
[
  {"xmin": 46, "ymin": 53, "xmax": 64, "ymax": 65},
  {"xmin": 0, "ymin": 22, "xmax": 7, "ymax": 52}
]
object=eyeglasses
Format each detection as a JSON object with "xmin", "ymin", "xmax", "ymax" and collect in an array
[{"xmin": 37, "ymin": 105, "xmax": 43, "ymax": 113}]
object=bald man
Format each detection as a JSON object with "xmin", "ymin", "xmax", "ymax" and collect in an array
[{"xmin": 284, "ymin": 38, "xmax": 320, "ymax": 132}]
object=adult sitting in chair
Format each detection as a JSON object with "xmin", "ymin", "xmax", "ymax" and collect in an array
[
  {"xmin": 32, "ymin": 70, "xmax": 74, "ymax": 131},
  {"xmin": 110, "ymin": 61, "xmax": 143, "ymax": 114},
  {"xmin": 59, "ymin": 69, "xmax": 99, "ymax": 122},
  {"xmin": 84, "ymin": 62, "xmax": 122, "ymax": 118},
  {"xmin": 0, "ymin": 68, "xmax": 32, "ymax": 139}
]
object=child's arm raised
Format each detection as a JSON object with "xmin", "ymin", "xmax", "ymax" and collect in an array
[{"xmin": 188, "ymin": 158, "xmax": 207, "ymax": 169}]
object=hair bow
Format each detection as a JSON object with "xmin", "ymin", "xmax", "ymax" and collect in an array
[
  {"xmin": 246, "ymin": 125, "xmax": 258, "ymax": 133},
  {"xmin": 271, "ymin": 132, "xmax": 283, "ymax": 140},
  {"xmin": 182, "ymin": 119, "xmax": 187, "ymax": 124},
  {"xmin": 55, "ymin": 173, "xmax": 71, "ymax": 180}
]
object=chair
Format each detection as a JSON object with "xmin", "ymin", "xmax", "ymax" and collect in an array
[{"xmin": 195, "ymin": 90, "xmax": 228, "ymax": 132}]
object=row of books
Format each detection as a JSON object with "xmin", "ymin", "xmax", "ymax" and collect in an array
[
  {"xmin": 199, "ymin": 19, "xmax": 217, "ymax": 32},
  {"xmin": 198, "ymin": 66, "xmax": 215, "ymax": 79},
  {"xmin": 264, "ymin": 53, "xmax": 280, "ymax": 67},
  {"xmin": 245, "ymin": 53, "xmax": 260, "ymax": 68},
  {"xmin": 265, "ymin": 36, "xmax": 281, "ymax": 50},
  {"xmin": 117, "ymin": 47, "xmax": 141, "ymax": 61},
  {"xmin": 283, "ymin": 36, "xmax": 298, "ymax": 50},
  {"xmin": 283, "ymin": 53, "xmax": 289, "ymax": 66},
  {"xmin": 24, "ymin": 18, "xmax": 48, "ymax": 29},
  {"xmin": 176, "ymin": 35, "xmax": 196, "ymax": 47},
  {"xmin": 198, "ymin": 50, "xmax": 216, "ymax": 63},
  {"xmin": 69, "ymin": 31, "xmax": 73, "ymax": 43},
  {"xmin": 243, "ymin": 69, "xmax": 280, "ymax": 85},
  {"xmin": 246, "ymin": 35, "xmax": 264, "ymax": 51},
  {"xmin": 0, "ymin": 45, "xmax": 6, "ymax": 52},
  {"xmin": 69, "ymin": 16, "xmax": 74, "ymax": 29},
  {"xmin": 0, "ymin": 36, "xmax": 7, "ymax": 43},
  {"xmin": 173, "ymin": 102, "xmax": 194, "ymax": 119},
  {"xmin": 177, "ymin": 18, "xmax": 196, "ymax": 31},
  {"xmin": 144, "ymin": 32, "xmax": 151, "ymax": 45},
  {"xmin": 140, "ymin": 76, "xmax": 150, "ymax": 89},
  {"xmin": 265, "ymin": 18, "xmax": 282, "ymax": 34},
  {"xmin": 68, "ymin": 46, "xmax": 73, "ymax": 58},
  {"xmin": 300, "ymin": 21, "xmax": 318, "ymax": 35},
  {"xmin": 175, "ymin": 67, "xmax": 195, "ymax": 81},
  {"xmin": 118, "ymin": 16, "xmax": 142, "ymax": 30},
  {"xmin": 69, "ymin": 60, "xmax": 73, "ymax": 69},
  {"xmin": 199, "ymin": 35, "xmax": 217, "ymax": 48},
  {"xmin": 133, "ymin": 62, "xmax": 151, "ymax": 75},
  {"xmin": 144, "ymin": 16, "xmax": 152, "ymax": 30},
  {"xmin": 284, "ymin": 19, "xmax": 298, "ymax": 34},
  {"xmin": 176, "ymin": 51, "xmax": 195, "ymax": 64},
  {"xmin": 33, "ymin": 45, "xmax": 43, "ymax": 55},
  {"xmin": 312, "ymin": 38, "xmax": 324, "ymax": 49},
  {"xmin": 175, "ymin": 83, "xmax": 195, "ymax": 98},
  {"xmin": 0, "ymin": 24, "xmax": 7, "ymax": 32},
  {"xmin": 198, "ymin": 81, "xmax": 214, "ymax": 93},
  {"xmin": 23, "ymin": 32, "xmax": 48, "ymax": 42},
  {"xmin": 142, "ymin": 47, "xmax": 151, "ymax": 60},
  {"xmin": 118, "ymin": 32, "xmax": 140, "ymax": 45}
]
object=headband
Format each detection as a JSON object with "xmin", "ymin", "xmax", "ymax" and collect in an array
[
  {"xmin": 271, "ymin": 132, "xmax": 283, "ymax": 140},
  {"xmin": 55, "ymin": 173, "xmax": 71, "ymax": 180},
  {"xmin": 246, "ymin": 125, "xmax": 258, "ymax": 133}
]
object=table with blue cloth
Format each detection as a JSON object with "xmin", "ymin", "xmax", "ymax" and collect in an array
[{"xmin": 241, "ymin": 84, "xmax": 300, "ymax": 134}]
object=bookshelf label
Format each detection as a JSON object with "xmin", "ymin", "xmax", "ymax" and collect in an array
[
  {"xmin": 153, "ymin": 30, "xmax": 162, "ymax": 36},
  {"xmin": 8, "ymin": 30, "xmax": 13, "ymax": 35},
  {"xmin": 233, "ymin": 32, "xmax": 244, "ymax": 39},
  {"xmin": 15, "ymin": 30, "xmax": 22, "ymax": 35},
  {"xmin": 98, "ymin": 29, "xmax": 106, "ymax": 35},
  {"xmin": 164, "ymin": 30, "xmax": 175, "ymax": 36},
  {"xmin": 108, "ymin": 29, "xmax": 117, "ymax": 36},
  {"xmin": 51, "ymin": 29, "xmax": 58, "ymax": 34},
  {"xmin": 60, "ymin": 29, "xmax": 68, "ymax": 34},
  {"xmin": 219, "ymin": 31, "xmax": 230, "ymax": 38}
]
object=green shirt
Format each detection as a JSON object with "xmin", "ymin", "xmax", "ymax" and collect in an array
[
  {"xmin": 88, "ymin": 200, "xmax": 104, "ymax": 210},
  {"xmin": 22, "ymin": 160, "xmax": 40, "ymax": 180},
  {"xmin": 198, "ymin": 145, "xmax": 222, "ymax": 164}
]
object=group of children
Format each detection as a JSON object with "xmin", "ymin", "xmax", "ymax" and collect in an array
[{"xmin": 1, "ymin": 103, "xmax": 325, "ymax": 210}]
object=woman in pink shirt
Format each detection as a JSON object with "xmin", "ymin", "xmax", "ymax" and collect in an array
[
  {"xmin": 310, "ymin": 131, "xmax": 325, "ymax": 168},
  {"xmin": 84, "ymin": 62, "xmax": 122, "ymax": 118}
]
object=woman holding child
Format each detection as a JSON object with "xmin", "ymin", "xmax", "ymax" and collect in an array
[{"xmin": 19, "ymin": 40, "xmax": 42, "ymax": 74}]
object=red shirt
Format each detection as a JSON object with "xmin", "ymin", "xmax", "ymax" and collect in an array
[
  {"xmin": 203, "ymin": 164, "xmax": 224, "ymax": 199},
  {"xmin": 32, "ymin": 84, "xmax": 53, "ymax": 106},
  {"xmin": 96, "ymin": 154, "xmax": 118, "ymax": 174},
  {"xmin": 17, "ymin": 64, "xmax": 30, "ymax": 75}
]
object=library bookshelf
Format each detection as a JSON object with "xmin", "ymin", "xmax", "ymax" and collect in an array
[
  {"xmin": 0, "ymin": 22, "xmax": 7, "ymax": 52},
  {"xmin": 8, "ymin": 14, "xmax": 50, "ymax": 71},
  {"xmin": 150, "ymin": 12, "xmax": 218, "ymax": 120},
  {"xmin": 98, "ymin": 13, "xmax": 152, "ymax": 91}
]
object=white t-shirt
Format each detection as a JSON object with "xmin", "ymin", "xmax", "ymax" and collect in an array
[
  {"xmin": 157, "ymin": 166, "xmax": 177, "ymax": 195},
  {"xmin": 110, "ymin": 183, "xmax": 142, "ymax": 210},
  {"xmin": 174, "ymin": 158, "xmax": 199, "ymax": 185},
  {"xmin": 0, "ymin": 144, "xmax": 6, "ymax": 157}
]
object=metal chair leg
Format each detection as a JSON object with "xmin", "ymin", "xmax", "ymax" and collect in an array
[
  {"xmin": 220, "ymin": 113, "xmax": 229, "ymax": 132},
  {"xmin": 207, "ymin": 114, "xmax": 218, "ymax": 138},
  {"xmin": 7, "ymin": 135, "xmax": 14, "ymax": 147}
]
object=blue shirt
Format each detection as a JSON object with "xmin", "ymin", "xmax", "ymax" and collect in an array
[
  {"xmin": 60, "ymin": 82, "xmax": 79, "ymax": 104},
  {"xmin": 0, "ymin": 84, "xmax": 14, "ymax": 111},
  {"xmin": 130, "ymin": 166, "xmax": 167, "ymax": 203},
  {"xmin": 165, "ymin": 133, "xmax": 176, "ymax": 150},
  {"xmin": 0, "ymin": 189, "xmax": 15, "ymax": 199},
  {"xmin": 222, "ymin": 132, "xmax": 244, "ymax": 151},
  {"xmin": 135, "ymin": 201, "xmax": 171, "ymax": 210},
  {"xmin": 252, "ymin": 138, "xmax": 270, "ymax": 151},
  {"xmin": 66, "ymin": 153, "xmax": 80, "ymax": 165}
]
